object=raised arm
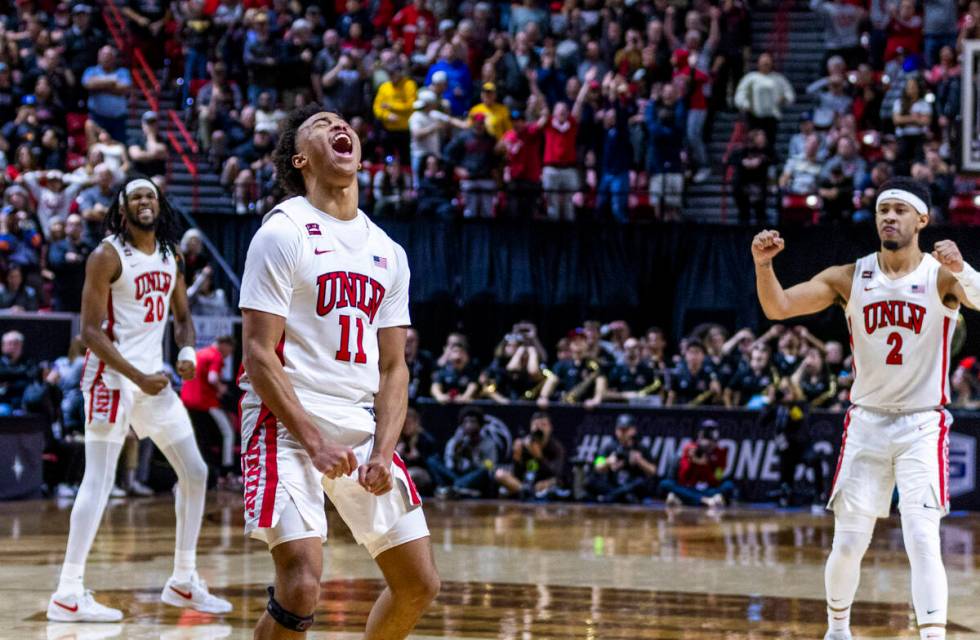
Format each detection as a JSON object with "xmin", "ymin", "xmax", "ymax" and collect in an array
[{"xmin": 752, "ymin": 230, "xmax": 852, "ymax": 320}]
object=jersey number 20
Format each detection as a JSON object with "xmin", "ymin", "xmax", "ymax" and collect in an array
[
  {"xmin": 886, "ymin": 332, "xmax": 903, "ymax": 365},
  {"xmin": 143, "ymin": 295, "xmax": 165, "ymax": 323},
  {"xmin": 336, "ymin": 314, "xmax": 367, "ymax": 364}
]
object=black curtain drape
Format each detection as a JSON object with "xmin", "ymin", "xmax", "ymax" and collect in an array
[{"xmin": 193, "ymin": 214, "xmax": 980, "ymax": 361}]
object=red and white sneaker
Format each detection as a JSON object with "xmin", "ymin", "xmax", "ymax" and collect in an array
[
  {"xmin": 161, "ymin": 573, "xmax": 232, "ymax": 614},
  {"xmin": 46, "ymin": 590, "xmax": 123, "ymax": 622}
]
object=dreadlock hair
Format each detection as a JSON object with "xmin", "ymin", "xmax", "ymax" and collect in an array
[
  {"xmin": 104, "ymin": 175, "xmax": 182, "ymax": 259},
  {"xmin": 273, "ymin": 103, "xmax": 330, "ymax": 197}
]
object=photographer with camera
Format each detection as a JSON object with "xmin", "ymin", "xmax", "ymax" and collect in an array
[
  {"xmin": 586, "ymin": 413, "xmax": 658, "ymax": 503},
  {"xmin": 429, "ymin": 407, "xmax": 501, "ymax": 499},
  {"xmin": 482, "ymin": 324, "xmax": 547, "ymax": 404},
  {"xmin": 764, "ymin": 378, "xmax": 830, "ymax": 508},
  {"xmin": 658, "ymin": 419, "xmax": 735, "ymax": 508},
  {"xmin": 494, "ymin": 412, "xmax": 568, "ymax": 500}
]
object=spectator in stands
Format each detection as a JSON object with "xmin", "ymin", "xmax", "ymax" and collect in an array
[
  {"xmin": 180, "ymin": 228, "xmax": 209, "ymax": 286},
  {"xmin": 587, "ymin": 413, "xmax": 658, "ymax": 504},
  {"xmin": 666, "ymin": 340, "xmax": 721, "ymax": 406},
  {"xmin": 180, "ymin": 336, "xmax": 237, "ymax": 486},
  {"xmin": 540, "ymin": 75, "xmax": 588, "ymax": 221},
  {"xmin": 222, "ymin": 122, "xmax": 277, "ymax": 214},
  {"xmin": 538, "ymin": 335, "xmax": 606, "ymax": 408},
  {"xmin": 499, "ymin": 100, "xmax": 546, "ymax": 218},
  {"xmin": 659, "ymin": 420, "xmax": 735, "ymax": 507},
  {"xmin": 603, "ymin": 337, "xmax": 664, "ymax": 405},
  {"xmin": 596, "ymin": 95, "xmax": 634, "ymax": 224},
  {"xmin": 0, "ymin": 330, "xmax": 38, "ymax": 414},
  {"xmin": 443, "ymin": 113, "xmax": 498, "ymax": 218},
  {"xmin": 278, "ymin": 18, "xmax": 317, "ymax": 106},
  {"xmin": 892, "ymin": 77, "xmax": 932, "ymax": 175},
  {"xmin": 481, "ymin": 332, "xmax": 544, "ymax": 404},
  {"xmin": 396, "ymin": 408, "xmax": 437, "ymax": 496},
  {"xmin": 405, "ymin": 327, "xmax": 432, "ymax": 401},
  {"xmin": 47, "ymin": 335, "xmax": 85, "ymax": 435},
  {"xmin": 0, "ymin": 208, "xmax": 43, "ymax": 273},
  {"xmin": 806, "ymin": 65, "xmax": 852, "ymax": 130},
  {"xmin": 47, "ymin": 213, "xmax": 91, "ymax": 312},
  {"xmin": 646, "ymin": 83, "xmax": 686, "ymax": 221},
  {"xmin": 372, "ymin": 155, "xmax": 413, "ymax": 217},
  {"xmin": 725, "ymin": 344, "xmax": 777, "ymax": 408},
  {"xmin": 495, "ymin": 412, "xmax": 566, "ymax": 500},
  {"xmin": 389, "ymin": 0, "xmax": 435, "ymax": 55},
  {"xmin": 87, "ymin": 122, "xmax": 131, "ymax": 174},
  {"xmin": 197, "ymin": 61, "xmax": 245, "ymax": 155},
  {"xmin": 243, "ymin": 11, "xmax": 279, "ymax": 104},
  {"xmin": 713, "ymin": 0, "xmax": 752, "ymax": 111},
  {"xmin": 63, "ymin": 5, "xmax": 104, "ymax": 100},
  {"xmin": 734, "ymin": 52, "xmax": 795, "ymax": 153},
  {"xmin": 431, "ymin": 342, "xmax": 480, "ymax": 404},
  {"xmin": 670, "ymin": 27, "xmax": 717, "ymax": 185},
  {"xmin": 762, "ymin": 382, "xmax": 828, "ymax": 507},
  {"xmin": 0, "ymin": 265, "xmax": 38, "ymax": 311},
  {"xmin": 3, "ymin": 99, "xmax": 41, "ymax": 151},
  {"xmin": 854, "ymin": 161, "xmax": 894, "ymax": 222},
  {"xmin": 373, "ymin": 59, "xmax": 417, "ymax": 161},
  {"xmin": 959, "ymin": 0, "xmax": 980, "ymax": 48},
  {"xmin": 81, "ymin": 46, "xmax": 131, "ymax": 144},
  {"xmin": 728, "ymin": 129, "xmax": 775, "ymax": 225},
  {"xmin": 425, "ymin": 43, "xmax": 472, "ymax": 117},
  {"xmin": 821, "ymin": 136, "xmax": 868, "ymax": 186},
  {"xmin": 187, "ymin": 265, "xmax": 230, "ymax": 316},
  {"xmin": 415, "ymin": 154, "xmax": 456, "ymax": 218},
  {"xmin": 128, "ymin": 111, "xmax": 167, "ymax": 179},
  {"xmin": 780, "ymin": 134, "xmax": 823, "ymax": 196},
  {"xmin": 431, "ymin": 407, "xmax": 500, "ymax": 498},
  {"xmin": 20, "ymin": 169, "xmax": 89, "ymax": 240},
  {"xmin": 922, "ymin": 0, "xmax": 957, "ymax": 67},
  {"xmin": 469, "ymin": 81, "xmax": 511, "ymax": 140},
  {"xmin": 409, "ymin": 88, "xmax": 453, "ymax": 186},
  {"xmin": 885, "ymin": 0, "xmax": 924, "ymax": 63},
  {"xmin": 318, "ymin": 49, "xmax": 371, "ymax": 121},
  {"xmin": 123, "ymin": 0, "xmax": 171, "ymax": 67},
  {"xmin": 852, "ymin": 63, "xmax": 885, "ymax": 131},
  {"xmin": 811, "ymin": 0, "xmax": 867, "ymax": 69},
  {"xmin": 791, "ymin": 346, "xmax": 838, "ymax": 407}
]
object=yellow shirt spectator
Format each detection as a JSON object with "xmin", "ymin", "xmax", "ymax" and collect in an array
[
  {"xmin": 468, "ymin": 83, "xmax": 512, "ymax": 138},
  {"xmin": 373, "ymin": 75, "xmax": 418, "ymax": 132}
]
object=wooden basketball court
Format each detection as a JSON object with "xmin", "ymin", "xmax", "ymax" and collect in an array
[{"xmin": 3, "ymin": 494, "xmax": 980, "ymax": 639}]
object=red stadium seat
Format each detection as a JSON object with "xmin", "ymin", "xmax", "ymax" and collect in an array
[
  {"xmin": 780, "ymin": 193, "xmax": 820, "ymax": 225},
  {"xmin": 949, "ymin": 193, "xmax": 980, "ymax": 225}
]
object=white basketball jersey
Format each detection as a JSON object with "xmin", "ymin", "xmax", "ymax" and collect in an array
[
  {"xmin": 81, "ymin": 234, "xmax": 177, "ymax": 390},
  {"xmin": 845, "ymin": 252, "xmax": 957, "ymax": 412},
  {"xmin": 239, "ymin": 197, "xmax": 410, "ymax": 421}
]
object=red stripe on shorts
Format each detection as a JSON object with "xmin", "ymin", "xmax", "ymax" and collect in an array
[
  {"xmin": 87, "ymin": 361, "xmax": 106, "ymax": 419},
  {"xmin": 108, "ymin": 389, "xmax": 120, "ymax": 423},
  {"xmin": 257, "ymin": 407, "xmax": 279, "ymax": 527},
  {"xmin": 831, "ymin": 407, "xmax": 853, "ymax": 493},
  {"xmin": 941, "ymin": 316, "xmax": 951, "ymax": 404},
  {"xmin": 392, "ymin": 451, "xmax": 421, "ymax": 506},
  {"xmin": 938, "ymin": 410, "xmax": 949, "ymax": 507}
]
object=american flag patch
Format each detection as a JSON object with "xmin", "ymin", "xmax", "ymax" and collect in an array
[
  {"xmin": 861, "ymin": 270, "xmax": 873, "ymax": 279},
  {"xmin": 910, "ymin": 284, "xmax": 924, "ymax": 293},
  {"xmin": 373, "ymin": 255, "xmax": 388, "ymax": 269},
  {"xmin": 306, "ymin": 223, "xmax": 321, "ymax": 236}
]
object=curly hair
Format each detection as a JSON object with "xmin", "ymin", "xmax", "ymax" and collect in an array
[
  {"xmin": 273, "ymin": 103, "xmax": 329, "ymax": 197},
  {"xmin": 104, "ymin": 176, "xmax": 182, "ymax": 259}
]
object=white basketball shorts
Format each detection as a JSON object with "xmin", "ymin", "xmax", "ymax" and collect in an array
[
  {"xmin": 828, "ymin": 405, "xmax": 951, "ymax": 518},
  {"xmin": 82, "ymin": 365, "xmax": 193, "ymax": 449},
  {"xmin": 240, "ymin": 393, "xmax": 428, "ymax": 557}
]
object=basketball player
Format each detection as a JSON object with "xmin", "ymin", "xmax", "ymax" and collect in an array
[
  {"xmin": 752, "ymin": 177, "xmax": 976, "ymax": 640},
  {"xmin": 48, "ymin": 177, "xmax": 232, "ymax": 621},
  {"xmin": 239, "ymin": 105, "xmax": 439, "ymax": 639}
]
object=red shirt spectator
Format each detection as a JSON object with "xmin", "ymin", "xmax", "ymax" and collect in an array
[
  {"xmin": 181, "ymin": 342, "xmax": 228, "ymax": 411},
  {"xmin": 543, "ymin": 111, "xmax": 578, "ymax": 167},
  {"xmin": 885, "ymin": 2, "xmax": 923, "ymax": 61},
  {"xmin": 388, "ymin": 0, "xmax": 436, "ymax": 55},
  {"xmin": 502, "ymin": 117, "xmax": 545, "ymax": 181},
  {"xmin": 672, "ymin": 50, "xmax": 711, "ymax": 111}
]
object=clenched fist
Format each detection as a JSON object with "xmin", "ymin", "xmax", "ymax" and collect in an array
[
  {"xmin": 752, "ymin": 230, "xmax": 785, "ymax": 266},
  {"xmin": 933, "ymin": 240, "xmax": 965, "ymax": 273},
  {"xmin": 310, "ymin": 441, "xmax": 358, "ymax": 479}
]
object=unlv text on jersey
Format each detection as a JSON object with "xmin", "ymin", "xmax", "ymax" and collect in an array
[{"xmin": 316, "ymin": 271, "xmax": 387, "ymax": 323}]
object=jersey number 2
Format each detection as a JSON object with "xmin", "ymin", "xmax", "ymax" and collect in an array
[
  {"xmin": 336, "ymin": 315, "xmax": 367, "ymax": 364},
  {"xmin": 143, "ymin": 295, "xmax": 164, "ymax": 323},
  {"xmin": 886, "ymin": 332, "xmax": 903, "ymax": 365}
]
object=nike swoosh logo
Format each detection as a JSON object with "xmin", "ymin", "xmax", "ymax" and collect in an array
[
  {"xmin": 927, "ymin": 608, "xmax": 940, "ymax": 614},
  {"xmin": 864, "ymin": 286, "xmax": 877, "ymax": 291},
  {"xmin": 53, "ymin": 601, "xmax": 79, "ymax": 612},
  {"xmin": 314, "ymin": 248, "xmax": 335, "ymax": 255},
  {"xmin": 923, "ymin": 504, "xmax": 939, "ymax": 510},
  {"xmin": 170, "ymin": 586, "xmax": 194, "ymax": 600}
]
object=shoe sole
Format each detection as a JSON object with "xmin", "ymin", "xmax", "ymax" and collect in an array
[
  {"xmin": 47, "ymin": 607, "xmax": 123, "ymax": 623},
  {"xmin": 160, "ymin": 591, "xmax": 232, "ymax": 614}
]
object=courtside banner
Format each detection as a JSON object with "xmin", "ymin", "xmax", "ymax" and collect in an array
[{"xmin": 415, "ymin": 401, "xmax": 980, "ymax": 511}]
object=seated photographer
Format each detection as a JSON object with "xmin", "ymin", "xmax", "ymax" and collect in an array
[
  {"xmin": 764, "ymin": 378, "xmax": 830, "ymax": 507},
  {"xmin": 602, "ymin": 337, "xmax": 664, "ymax": 406},
  {"xmin": 428, "ymin": 407, "xmax": 501, "ymax": 499},
  {"xmin": 587, "ymin": 413, "xmax": 658, "ymax": 504},
  {"xmin": 494, "ymin": 412, "xmax": 568, "ymax": 500},
  {"xmin": 658, "ymin": 420, "xmax": 735, "ymax": 508},
  {"xmin": 481, "ymin": 332, "xmax": 545, "ymax": 404}
]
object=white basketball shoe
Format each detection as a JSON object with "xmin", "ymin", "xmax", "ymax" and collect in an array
[
  {"xmin": 161, "ymin": 573, "xmax": 232, "ymax": 614},
  {"xmin": 46, "ymin": 590, "xmax": 123, "ymax": 622}
]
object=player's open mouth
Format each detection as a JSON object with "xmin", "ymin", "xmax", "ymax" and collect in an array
[
  {"xmin": 882, "ymin": 225, "xmax": 897, "ymax": 233},
  {"xmin": 330, "ymin": 132, "xmax": 353, "ymax": 156},
  {"xmin": 139, "ymin": 207, "xmax": 153, "ymax": 216}
]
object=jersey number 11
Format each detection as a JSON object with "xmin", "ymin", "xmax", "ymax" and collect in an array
[{"xmin": 336, "ymin": 314, "xmax": 367, "ymax": 364}]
